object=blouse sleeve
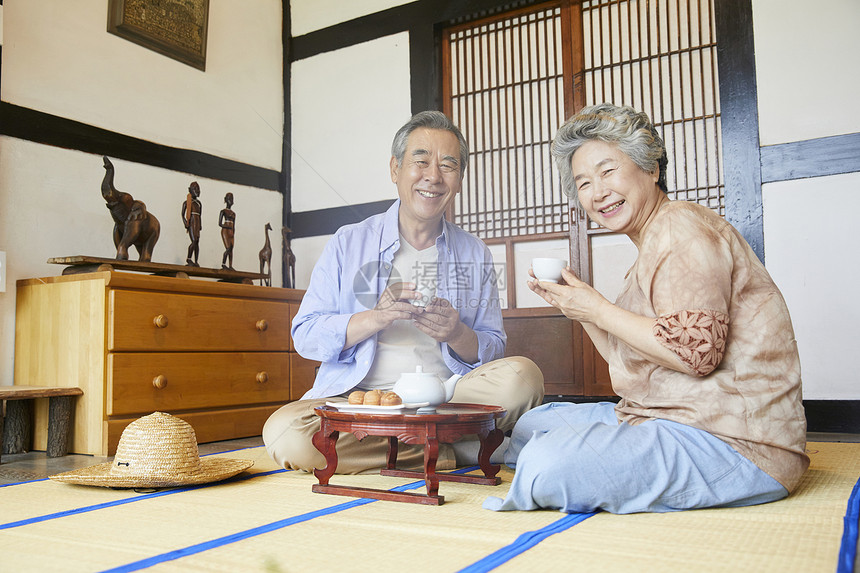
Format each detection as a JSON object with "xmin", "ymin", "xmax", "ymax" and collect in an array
[
  {"xmin": 654, "ymin": 309, "xmax": 729, "ymax": 376},
  {"xmin": 636, "ymin": 205, "xmax": 734, "ymax": 377}
]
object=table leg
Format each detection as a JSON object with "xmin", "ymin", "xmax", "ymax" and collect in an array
[
  {"xmin": 386, "ymin": 436, "xmax": 399, "ymax": 469},
  {"xmin": 477, "ymin": 427, "xmax": 504, "ymax": 479},
  {"xmin": 423, "ymin": 435, "xmax": 440, "ymax": 498},
  {"xmin": 312, "ymin": 421, "xmax": 339, "ymax": 485}
]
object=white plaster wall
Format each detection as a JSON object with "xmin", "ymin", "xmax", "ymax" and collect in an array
[
  {"xmin": 2, "ymin": 0, "xmax": 284, "ymax": 170},
  {"xmin": 0, "ymin": 138, "xmax": 284, "ymax": 386},
  {"xmin": 292, "ymin": 235, "xmax": 330, "ymax": 291},
  {"xmin": 753, "ymin": 0, "xmax": 860, "ymax": 400},
  {"xmin": 763, "ymin": 174, "xmax": 860, "ymax": 400},
  {"xmin": 290, "ymin": 32, "xmax": 411, "ymax": 213},
  {"xmin": 289, "ymin": 33, "xmax": 410, "ymax": 289},
  {"xmin": 753, "ymin": 0, "xmax": 860, "ymax": 145},
  {"xmin": 591, "ymin": 233, "xmax": 638, "ymax": 302},
  {"xmin": 0, "ymin": 1, "xmax": 285, "ymax": 387},
  {"xmin": 291, "ymin": 0, "xmax": 416, "ymax": 36},
  {"xmin": 486, "ymin": 243, "xmax": 507, "ymax": 310}
]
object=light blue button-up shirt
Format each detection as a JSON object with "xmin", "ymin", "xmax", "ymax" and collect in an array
[{"xmin": 292, "ymin": 200, "xmax": 506, "ymax": 399}]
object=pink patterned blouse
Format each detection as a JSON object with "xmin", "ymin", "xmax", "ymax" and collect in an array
[{"xmin": 609, "ymin": 201, "xmax": 809, "ymax": 492}]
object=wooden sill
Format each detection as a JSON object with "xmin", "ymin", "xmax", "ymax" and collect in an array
[{"xmin": 502, "ymin": 306, "xmax": 564, "ymax": 318}]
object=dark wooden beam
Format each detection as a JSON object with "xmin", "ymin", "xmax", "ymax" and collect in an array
[
  {"xmin": 761, "ymin": 133, "xmax": 860, "ymax": 183},
  {"xmin": 409, "ymin": 23, "xmax": 440, "ymax": 114},
  {"xmin": 0, "ymin": 101, "xmax": 280, "ymax": 191},
  {"xmin": 290, "ymin": 200, "xmax": 396, "ymax": 239},
  {"xmin": 714, "ymin": 0, "xmax": 764, "ymax": 262},
  {"xmin": 291, "ymin": 0, "xmax": 542, "ymax": 62},
  {"xmin": 803, "ymin": 400, "xmax": 860, "ymax": 434},
  {"xmin": 282, "ymin": 4, "xmax": 293, "ymax": 286}
]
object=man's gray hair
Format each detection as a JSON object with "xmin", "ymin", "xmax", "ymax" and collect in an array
[
  {"xmin": 391, "ymin": 111, "xmax": 469, "ymax": 177},
  {"xmin": 552, "ymin": 103, "xmax": 668, "ymax": 207}
]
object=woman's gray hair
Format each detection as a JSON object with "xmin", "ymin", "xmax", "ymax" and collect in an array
[
  {"xmin": 552, "ymin": 103, "xmax": 668, "ymax": 206},
  {"xmin": 391, "ymin": 111, "xmax": 469, "ymax": 177}
]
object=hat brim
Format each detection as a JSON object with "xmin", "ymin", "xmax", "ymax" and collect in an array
[{"xmin": 49, "ymin": 458, "xmax": 254, "ymax": 488}]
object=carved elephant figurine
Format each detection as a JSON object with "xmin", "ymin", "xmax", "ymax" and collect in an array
[{"xmin": 101, "ymin": 156, "xmax": 161, "ymax": 261}]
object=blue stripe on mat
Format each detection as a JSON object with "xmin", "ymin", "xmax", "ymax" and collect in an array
[
  {"xmin": 98, "ymin": 466, "xmax": 479, "ymax": 573},
  {"xmin": 457, "ymin": 511, "xmax": 598, "ymax": 573},
  {"xmin": 837, "ymin": 475, "xmax": 860, "ymax": 573},
  {"xmin": 0, "ymin": 469, "xmax": 287, "ymax": 530},
  {"xmin": 0, "ymin": 477, "xmax": 47, "ymax": 488}
]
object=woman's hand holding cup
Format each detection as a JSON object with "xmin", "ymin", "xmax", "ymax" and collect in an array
[{"xmin": 529, "ymin": 264, "xmax": 608, "ymax": 325}]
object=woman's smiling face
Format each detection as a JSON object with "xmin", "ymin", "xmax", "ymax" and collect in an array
[{"xmin": 572, "ymin": 139, "xmax": 664, "ymax": 244}]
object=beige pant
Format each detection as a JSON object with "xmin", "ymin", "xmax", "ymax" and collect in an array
[{"xmin": 262, "ymin": 356, "xmax": 544, "ymax": 474}]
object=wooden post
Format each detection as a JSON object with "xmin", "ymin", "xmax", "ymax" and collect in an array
[
  {"xmin": 47, "ymin": 396, "xmax": 74, "ymax": 457},
  {"xmin": 2, "ymin": 399, "xmax": 33, "ymax": 454}
]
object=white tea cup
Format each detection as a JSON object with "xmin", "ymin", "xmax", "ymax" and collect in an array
[{"xmin": 532, "ymin": 258, "xmax": 567, "ymax": 283}]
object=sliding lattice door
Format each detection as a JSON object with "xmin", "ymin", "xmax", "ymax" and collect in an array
[
  {"xmin": 444, "ymin": 4, "xmax": 572, "ymax": 241},
  {"xmin": 442, "ymin": 0, "xmax": 722, "ymax": 396},
  {"xmin": 576, "ymin": 0, "xmax": 723, "ymax": 276}
]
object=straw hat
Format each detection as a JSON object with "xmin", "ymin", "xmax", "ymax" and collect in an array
[{"xmin": 50, "ymin": 412, "xmax": 254, "ymax": 488}]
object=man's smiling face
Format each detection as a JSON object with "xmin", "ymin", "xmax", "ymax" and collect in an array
[{"xmin": 391, "ymin": 127, "xmax": 463, "ymax": 230}]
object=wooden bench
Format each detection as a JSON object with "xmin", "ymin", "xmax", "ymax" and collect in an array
[{"xmin": 0, "ymin": 386, "xmax": 83, "ymax": 462}]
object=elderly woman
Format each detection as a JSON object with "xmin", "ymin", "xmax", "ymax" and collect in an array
[{"xmin": 484, "ymin": 104, "xmax": 809, "ymax": 514}]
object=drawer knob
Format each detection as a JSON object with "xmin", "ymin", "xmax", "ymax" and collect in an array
[
  {"xmin": 153, "ymin": 314, "xmax": 169, "ymax": 328},
  {"xmin": 256, "ymin": 371, "xmax": 269, "ymax": 384},
  {"xmin": 256, "ymin": 319, "xmax": 268, "ymax": 332},
  {"xmin": 152, "ymin": 375, "xmax": 168, "ymax": 389}
]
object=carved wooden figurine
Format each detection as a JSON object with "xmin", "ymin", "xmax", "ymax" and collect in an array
[
  {"xmin": 219, "ymin": 193, "xmax": 236, "ymax": 270},
  {"xmin": 259, "ymin": 222, "xmax": 273, "ymax": 286},
  {"xmin": 101, "ymin": 156, "xmax": 161, "ymax": 261},
  {"xmin": 181, "ymin": 181, "xmax": 202, "ymax": 266},
  {"xmin": 282, "ymin": 226, "xmax": 296, "ymax": 289}
]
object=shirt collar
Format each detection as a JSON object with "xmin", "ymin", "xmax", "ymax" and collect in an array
[
  {"xmin": 381, "ymin": 199, "xmax": 453, "ymax": 254},
  {"xmin": 380, "ymin": 199, "xmax": 401, "ymax": 254}
]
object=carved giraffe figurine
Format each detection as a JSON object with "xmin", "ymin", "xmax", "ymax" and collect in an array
[
  {"xmin": 259, "ymin": 222, "xmax": 273, "ymax": 286},
  {"xmin": 282, "ymin": 226, "xmax": 296, "ymax": 288}
]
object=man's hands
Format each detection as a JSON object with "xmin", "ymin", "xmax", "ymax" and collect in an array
[
  {"xmin": 414, "ymin": 296, "xmax": 479, "ymax": 363},
  {"xmin": 344, "ymin": 281, "xmax": 420, "ymax": 349},
  {"xmin": 373, "ymin": 282, "xmax": 468, "ymax": 345},
  {"xmin": 371, "ymin": 281, "xmax": 423, "ymax": 330},
  {"xmin": 413, "ymin": 297, "xmax": 461, "ymax": 341},
  {"xmin": 344, "ymin": 281, "xmax": 479, "ymax": 363}
]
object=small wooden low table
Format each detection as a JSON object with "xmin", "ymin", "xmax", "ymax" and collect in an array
[
  {"xmin": 312, "ymin": 403, "xmax": 506, "ymax": 505},
  {"xmin": 0, "ymin": 386, "xmax": 83, "ymax": 461}
]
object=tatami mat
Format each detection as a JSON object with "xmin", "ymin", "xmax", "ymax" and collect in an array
[{"xmin": 1, "ymin": 442, "xmax": 857, "ymax": 572}]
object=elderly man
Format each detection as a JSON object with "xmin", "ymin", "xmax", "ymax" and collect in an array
[{"xmin": 263, "ymin": 111, "xmax": 544, "ymax": 474}]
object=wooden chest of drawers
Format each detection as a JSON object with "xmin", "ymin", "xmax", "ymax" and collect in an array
[{"xmin": 14, "ymin": 271, "xmax": 318, "ymax": 455}]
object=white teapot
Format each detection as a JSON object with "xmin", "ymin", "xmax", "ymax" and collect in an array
[{"xmin": 392, "ymin": 366, "xmax": 462, "ymax": 410}]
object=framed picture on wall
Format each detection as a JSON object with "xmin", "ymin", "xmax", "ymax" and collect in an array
[{"xmin": 108, "ymin": 0, "xmax": 210, "ymax": 71}]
